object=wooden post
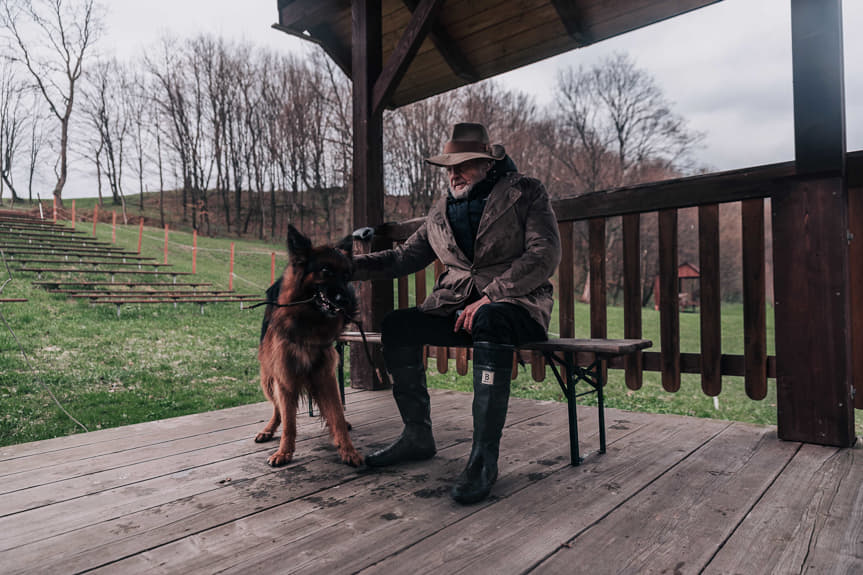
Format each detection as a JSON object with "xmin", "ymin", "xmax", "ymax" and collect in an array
[
  {"xmin": 112, "ymin": 211, "xmax": 117, "ymax": 244},
  {"xmin": 773, "ymin": 0, "xmax": 853, "ymax": 446},
  {"xmin": 849, "ymin": 161, "xmax": 863, "ymax": 410},
  {"xmin": 163, "ymin": 224, "xmax": 169, "ymax": 265},
  {"xmin": 137, "ymin": 218, "xmax": 144, "ymax": 254},
  {"xmin": 270, "ymin": 252, "xmax": 276, "ymax": 284},
  {"xmin": 52, "ymin": 196, "xmax": 57, "ymax": 223},
  {"xmin": 92, "ymin": 204, "xmax": 98, "ymax": 237},
  {"xmin": 229, "ymin": 242, "xmax": 235, "ymax": 291},
  {"xmin": 350, "ymin": 0, "xmax": 391, "ymax": 391},
  {"xmin": 192, "ymin": 230, "xmax": 197, "ymax": 274}
]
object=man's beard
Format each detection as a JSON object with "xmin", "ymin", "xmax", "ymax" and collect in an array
[{"xmin": 449, "ymin": 181, "xmax": 475, "ymax": 199}]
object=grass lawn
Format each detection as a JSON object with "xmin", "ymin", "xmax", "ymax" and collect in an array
[{"xmin": 1, "ymin": 214, "xmax": 860, "ymax": 446}]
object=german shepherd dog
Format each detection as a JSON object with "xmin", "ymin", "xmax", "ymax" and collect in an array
[{"xmin": 255, "ymin": 225, "xmax": 362, "ymax": 467}]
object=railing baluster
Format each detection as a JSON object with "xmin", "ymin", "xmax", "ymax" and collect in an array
[
  {"xmin": 698, "ymin": 204, "xmax": 722, "ymax": 396},
  {"xmin": 558, "ymin": 221, "xmax": 575, "ymax": 339},
  {"xmin": 742, "ymin": 199, "xmax": 767, "ymax": 400},
  {"xmin": 589, "ymin": 218, "xmax": 608, "ymax": 386},
  {"xmin": 434, "ymin": 260, "xmax": 448, "ymax": 374},
  {"xmin": 658, "ymin": 209, "xmax": 681, "ymax": 392},
  {"xmin": 415, "ymin": 267, "xmax": 428, "ymax": 370},
  {"xmin": 456, "ymin": 348, "xmax": 469, "ymax": 375},
  {"xmin": 397, "ymin": 275, "xmax": 409, "ymax": 309},
  {"xmin": 622, "ymin": 213, "xmax": 643, "ymax": 390}
]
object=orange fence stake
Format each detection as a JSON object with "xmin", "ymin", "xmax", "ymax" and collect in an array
[
  {"xmin": 52, "ymin": 196, "xmax": 57, "ymax": 223},
  {"xmin": 192, "ymin": 230, "xmax": 198, "ymax": 274},
  {"xmin": 137, "ymin": 218, "xmax": 144, "ymax": 253},
  {"xmin": 164, "ymin": 224, "xmax": 169, "ymax": 265},
  {"xmin": 112, "ymin": 211, "xmax": 117, "ymax": 243},
  {"xmin": 71, "ymin": 199, "xmax": 75, "ymax": 226},
  {"xmin": 92, "ymin": 204, "xmax": 99, "ymax": 237},
  {"xmin": 229, "ymin": 242, "xmax": 235, "ymax": 291},
  {"xmin": 271, "ymin": 252, "xmax": 276, "ymax": 284}
]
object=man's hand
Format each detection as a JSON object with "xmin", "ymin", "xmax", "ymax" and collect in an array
[{"xmin": 454, "ymin": 295, "xmax": 491, "ymax": 333}]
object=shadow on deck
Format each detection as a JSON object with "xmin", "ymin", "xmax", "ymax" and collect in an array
[{"xmin": 0, "ymin": 389, "xmax": 860, "ymax": 574}]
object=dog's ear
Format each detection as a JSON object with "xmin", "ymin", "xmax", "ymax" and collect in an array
[
  {"xmin": 287, "ymin": 225, "xmax": 312, "ymax": 264},
  {"xmin": 336, "ymin": 234, "xmax": 353, "ymax": 259}
]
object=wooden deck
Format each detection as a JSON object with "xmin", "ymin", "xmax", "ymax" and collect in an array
[{"xmin": 0, "ymin": 389, "xmax": 860, "ymax": 574}]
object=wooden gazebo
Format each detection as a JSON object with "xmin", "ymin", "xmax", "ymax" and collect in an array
[{"xmin": 274, "ymin": 0, "xmax": 859, "ymax": 448}]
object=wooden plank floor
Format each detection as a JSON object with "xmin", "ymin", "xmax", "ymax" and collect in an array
[{"xmin": 0, "ymin": 389, "xmax": 860, "ymax": 574}]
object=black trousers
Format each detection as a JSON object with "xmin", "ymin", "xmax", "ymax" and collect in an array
[{"xmin": 380, "ymin": 303, "xmax": 546, "ymax": 355}]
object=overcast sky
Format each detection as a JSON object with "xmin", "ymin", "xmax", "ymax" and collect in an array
[{"xmin": 65, "ymin": 0, "xmax": 862, "ymax": 197}]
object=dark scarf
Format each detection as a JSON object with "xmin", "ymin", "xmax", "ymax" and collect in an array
[{"xmin": 446, "ymin": 155, "xmax": 517, "ymax": 262}]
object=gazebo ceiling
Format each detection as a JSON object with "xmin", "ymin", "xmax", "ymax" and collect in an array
[{"xmin": 274, "ymin": 0, "xmax": 722, "ymax": 108}]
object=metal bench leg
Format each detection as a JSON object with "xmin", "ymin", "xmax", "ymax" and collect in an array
[
  {"xmin": 565, "ymin": 351, "xmax": 581, "ymax": 466},
  {"xmin": 597, "ymin": 362, "xmax": 606, "ymax": 454}
]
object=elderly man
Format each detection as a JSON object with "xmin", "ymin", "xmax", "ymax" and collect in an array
[{"xmin": 353, "ymin": 122, "xmax": 561, "ymax": 504}]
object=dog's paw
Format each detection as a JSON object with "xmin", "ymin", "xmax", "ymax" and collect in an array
[
  {"xmin": 340, "ymin": 448, "xmax": 363, "ymax": 468},
  {"xmin": 267, "ymin": 451, "xmax": 293, "ymax": 467},
  {"xmin": 254, "ymin": 432, "xmax": 275, "ymax": 443}
]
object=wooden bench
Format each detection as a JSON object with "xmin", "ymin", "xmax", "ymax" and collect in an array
[
  {"xmin": 13, "ymin": 258, "xmax": 170, "ymax": 270},
  {"xmin": 92, "ymin": 295, "xmax": 262, "ymax": 316},
  {"xmin": 1, "ymin": 244, "xmax": 136, "ymax": 255},
  {"xmin": 4, "ymin": 250, "xmax": 155, "ymax": 261},
  {"xmin": 33, "ymin": 280, "xmax": 213, "ymax": 289},
  {"xmin": 17, "ymin": 267, "xmax": 192, "ymax": 282},
  {"xmin": 334, "ymin": 332, "xmax": 652, "ymax": 466}
]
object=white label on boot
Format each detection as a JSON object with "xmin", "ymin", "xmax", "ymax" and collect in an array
[{"xmin": 481, "ymin": 370, "xmax": 494, "ymax": 385}]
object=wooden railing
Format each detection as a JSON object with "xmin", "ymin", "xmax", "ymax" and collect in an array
[{"xmin": 364, "ymin": 151, "xmax": 863, "ymax": 406}]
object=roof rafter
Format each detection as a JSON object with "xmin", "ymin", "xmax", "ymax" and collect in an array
[
  {"xmin": 401, "ymin": 0, "xmax": 478, "ymax": 84},
  {"xmin": 373, "ymin": 0, "xmax": 445, "ymax": 115},
  {"xmin": 549, "ymin": 0, "xmax": 592, "ymax": 44}
]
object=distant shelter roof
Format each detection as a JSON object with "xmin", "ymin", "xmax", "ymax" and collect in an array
[{"xmin": 274, "ymin": 0, "xmax": 722, "ymax": 108}]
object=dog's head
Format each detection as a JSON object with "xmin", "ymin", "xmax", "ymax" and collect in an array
[{"xmin": 285, "ymin": 225, "xmax": 357, "ymax": 320}]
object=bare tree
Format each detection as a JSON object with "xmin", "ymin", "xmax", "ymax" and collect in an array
[
  {"xmin": 538, "ymin": 54, "xmax": 704, "ymax": 302},
  {"xmin": 0, "ymin": 61, "xmax": 27, "ymax": 203},
  {"xmin": 0, "ymin": 0, "xmax": 101, "ymax": 204},
  {"xmin": 81, "ymin": 58, "xmax": 128, "ymax": 207},
  {"xmin": 25, "ymin": 108, "xmax": 45, "ymax": 202},
  {"xmin": 384, "ymin": 94, "xmax": 451, "ymax": 217},
  {"xmin": 123, "ymin": 68, "xmax": 150, "ymax": 213}
]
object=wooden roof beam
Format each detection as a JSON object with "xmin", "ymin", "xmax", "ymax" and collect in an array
[
  {"xmin": 401, "ymin": 0, "xmax": 478, "ymax": 84},
  {"xmin": 272, "ymin": 23, "xmax": 352, "ymax": 78},
  {"xmin": 277, "ymin": 0, "xmax": 345, "ymax": 29},
  {"xmin": 373, "ymin": 0, "xmax": 444, "ymax": 115},
  {"xmin": 549, "ymin": 0, "xmax": 592, "ymax": 44}
]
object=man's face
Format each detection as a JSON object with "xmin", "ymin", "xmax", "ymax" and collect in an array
[{"xmin": 447, "ymin": 159, "xmax": 491, "ymax": 197}]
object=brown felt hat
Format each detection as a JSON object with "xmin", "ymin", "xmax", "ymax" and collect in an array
[{"xmin": 425, "ymin": 122, "xmax": 506, "ymax": 167}]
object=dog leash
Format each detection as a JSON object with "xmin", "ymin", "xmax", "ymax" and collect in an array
[{"xmin": 342, "ymin": 313, "xmax": 385, "ymax": 389}]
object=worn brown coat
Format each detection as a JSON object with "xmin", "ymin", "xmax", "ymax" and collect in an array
[{"xmin": 355, "ymin": 173, "xmax": 561, "ymax": 330}]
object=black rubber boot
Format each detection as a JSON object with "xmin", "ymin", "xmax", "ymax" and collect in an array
[
  {"xmin": 451, "ymin": 342, "xmax": 514, "ymax": 504},
  {"xmin": 365, "ymin": 346, "xmax": 436, "ymax": 467}
]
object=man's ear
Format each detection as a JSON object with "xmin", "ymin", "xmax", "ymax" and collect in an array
[
  {"xmin": 336, "ymin": 234, "xmax": 353, "ymax": 258},
  {"xmin": 287, "ymin": 225, "xmax": 312, "ymax": 264}
]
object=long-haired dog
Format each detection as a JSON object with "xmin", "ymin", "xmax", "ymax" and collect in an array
[{"xmin": 255, "ymin": 225, "xmax": 362, "ymax": 467}]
